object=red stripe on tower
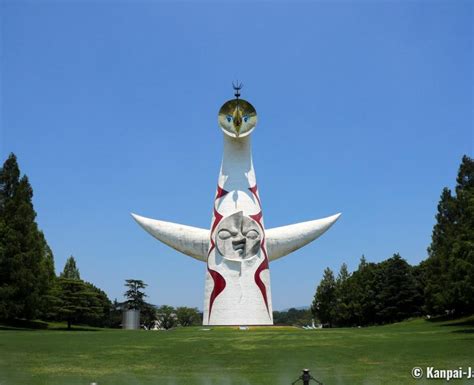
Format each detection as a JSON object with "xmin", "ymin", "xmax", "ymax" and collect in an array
[
  {"xmin": 250, "ymin": 209, "xmax": 270, "ymax": 314},
  {"xmin": 250, "ymin": 211, "xmax": 263, "ymax": 229},
  {"xmin": 207, "ymin": 267, "xmax": 226, "ymax": 321},
  {"xmin": 216, "ymin": 185, "xmax": 229, "ymax": 199},
  {"xmin": 210, "ymin": 208, "xmax": 223, "ymax": 234},
  {"xmin": 254, "ymin": 257, "xmax": 270, "ymax": 313},
  {"xmin": 248, "ymin": 185, "xmax": 262, "ymax": 208}
]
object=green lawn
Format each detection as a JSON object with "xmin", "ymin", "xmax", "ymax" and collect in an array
[{"xmin": 0, "ymin": 317, "xmax": 473, "ymax": 385}]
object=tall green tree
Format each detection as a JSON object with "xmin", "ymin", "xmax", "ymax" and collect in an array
[
  {"xmin": 0, "ymin": 153, "xmax": 55, "ymax": 320},
  {"xmin": 123, "ymin": 279, "xmax": 148, "ymax": 310},
  {"xmin": 60, "ymin": 256, "xmax": 80, "ymax": 280},
  {"xmin": 450, "ymin": 155, "xmax": 474, "ymax": 314},
  {"xmin": 346, "ymin": 257, "xmax": 379, "ymax": 325},
  {"xmin": 374, "ymin": 254, "xmax": 422, "ymax": 324},
  {"xmin": 424, "ymin": 155, "xmax": 474, "ymax": 316},
  {"xmin": 311, "ymin": 268, "xmax": 337, "ymax": 327},
  {"xmin": 334, "ymin": 263, "xmax": 353, "ymax": 326},
  {"xmin": 424, "ymin": 188, "xmax": 457, "ymax": 314}
]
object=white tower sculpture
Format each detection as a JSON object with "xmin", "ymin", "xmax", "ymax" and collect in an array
[{"xmin": 132, "ymin": 84, "xmax": 341, "ymax": 325}]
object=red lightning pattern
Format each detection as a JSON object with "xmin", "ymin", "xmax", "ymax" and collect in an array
[
  {"xmin": 249, "ymin": 185, "xmax": 270, "ymax": 315},
  {"xmin": 207, "ymin": 267, "xmax": 226, "ymax": 320},
  {"xmin": 248, "ymin": 185, "xmax": 262, "ymax": 208},
  {"xmin": 207, "ymin": 186, "xmax": 228, "ymax": 320}
]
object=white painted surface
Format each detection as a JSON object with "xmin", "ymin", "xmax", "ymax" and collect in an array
[
  {"xmin": 130, "ymin": 212, "xmax": 341, "ymax": 263},
  {"xmin": 266, "ymin": 214, "xmax": 342, "ymax": 261},
  {"xmin": 131, "ymin": 213, "xmax": 209, "ymax": 262},
  {"xmin": 203, "ymin": 134, "xmax": 273, "ymax": 325}
]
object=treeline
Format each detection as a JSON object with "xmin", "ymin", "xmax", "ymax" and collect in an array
[
  {"xmin": 109, "ymin": 301, "xmax": 202, "ymax": 330},
  {"xmin": 0, "ymin": 154, "xmax": 112, "ymax": 328},
  {"xmin": 312, "ymin": 155, "xmax": 473, "ymax": 327},
  {"xmin": 117, "ymin": 279, "xmax": 202, "ymax": 329},
  {"xmin": 146, "ymin": 305, "xmax": 202, "ymax": 329},
  {"xmin": 312, "ymin": 256, "xmax": 422, "ymax": 327},
  {"xmin": 0, "ymin": 153, "xmax": 203, "ymax": 330},
  {"xmin": 273, "ymin": 308, "xmax": 313, "ymax": 326}
]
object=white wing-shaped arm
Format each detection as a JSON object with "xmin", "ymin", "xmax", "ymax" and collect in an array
[
  {"xmin": 266, "ymin": 213, "xmax": 341, "ymax": 262},
  {"xmin": 131, "ymin": 213, "xmax": 209, "ymax": 262}
]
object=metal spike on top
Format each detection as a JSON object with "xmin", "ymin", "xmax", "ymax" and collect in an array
[{"xmin": 232, "ymin": 81, "xmax": 243, "ymax": 99}]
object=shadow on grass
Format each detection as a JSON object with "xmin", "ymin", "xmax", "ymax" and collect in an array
[
  {"xmin": 451, "ymin": 329, "xmax": 474, "ymax": 334},
  {"xmin": 430, "ymin": 315, "xmax": 474, "ymax": 334},
  {"xmin": 442, "ymin": 319, "xmax": 474, "ymax": 328},
  {"xmin": 427, "ymin": 315, "xmax": 474, "ymax": 325},
  {"xmin": 426, "ymin": 314, "xmax": 458, "ymax": 323},
  {"xmin": 0, "ymin": 319, "xmax": 48, "ymax": 330},
  {"xmin": 51, "ymin": 326, "xmax": 101, "ymax": 332},
  {"xmin": 0, "ymin": 319, "xmax": 103, "ymax": 332}
]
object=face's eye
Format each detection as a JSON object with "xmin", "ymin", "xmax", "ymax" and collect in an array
[
  {"xmin": 218, "ymin": 230, "xmax": 232, "ymax": 240},
  {"xmin": 243, "ymin": 115, "xmax": 249, "ymax": 123},
  {"xmin": 245, "ymin": 230, "xmax": 259, "ymax": 240},
  {"xmin": 226, "ymin": 115, "xmax": 233, "ymax": 123}
]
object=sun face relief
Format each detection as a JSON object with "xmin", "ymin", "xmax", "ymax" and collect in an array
[
  {"xmin": 218, "ymin": 99, "xmax": 257, "ymax": 138},
  {"xmin": 215, "ymin": 211, "xmax": 261, "ymax": 261}
]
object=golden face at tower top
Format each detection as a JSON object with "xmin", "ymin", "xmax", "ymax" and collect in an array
[{"xmin": 218, "ymin": 99, "xmax": 257, "ymax": 138}]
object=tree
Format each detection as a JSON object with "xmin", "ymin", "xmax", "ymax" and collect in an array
[
  {"xmin": 355, "ymin": 259, "xmax": 381, "ymax": 325},
  {"xmin": 374, "ymin": 254, "xmax": 422, "ymax": 324},
  {"xmin": 50, "ymin": 278, "xmax": 103, "ymax": 329},
  {"xmin": 124, "ymin": 279, "xmax": 148, "ymax": 310},
  {"xmin": 316, "ymin": 255, "xmax": 423, "ymax": 327},
  {"xmin": 61, "ymin": 256, "xmax": 80, "ymax": 280},
  {"xmin": 141, "ymin": 303, "xmax": 158, "ymax": 329},
  {"xmin": 334, "ymin": 263, "xmax": 353, "ymax": 326},
  {"xmin": 450, "ymin": 155, "xmax": 474, "ymax": 314},
  {"xmin": 44, "ymin": 258, "xmax": 111, "ymax": 328},
  {"xmin": 273, "ymin": 307, "xmax": 313, "ymax": 326},
  {"xmin": 311, "ymin": 268, "xmax": 337, "ymax": 327},
  {"xmin": 83, "ymin": 282, "xmax": 112, "ymax": 327},
  {"xmin": 156, "ymin": 305, "xmax": 177, "ymax": 329},
  {"xmin": 424, "ymin": 155, "xmax": 474, "ymax": 316},
  {"xmin": 109, "ymin": 299, "xmax": 124, "ymax": 328},
  {"xmin": 176, "ymin": 306, "xmax": 201, "ymax": 326},
  {"xmin": 0, "ymin": 153, "xmax": 55, "ymax": 320}
]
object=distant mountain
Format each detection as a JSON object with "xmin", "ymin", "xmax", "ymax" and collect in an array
[{"xmin": 277, "ymin": 306, "xmax": 310, "ymax": 312}]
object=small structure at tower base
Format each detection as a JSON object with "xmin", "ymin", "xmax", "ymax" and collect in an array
[{"xmin": 122, "ymin": 309, "xmax": 140, "ymax": 330}]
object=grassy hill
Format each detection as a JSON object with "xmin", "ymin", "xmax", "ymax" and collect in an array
[{"xmin": 0, "ymin": 317, "xmax": 473, "ymax": 385}]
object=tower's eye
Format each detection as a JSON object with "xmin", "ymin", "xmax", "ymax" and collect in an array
[
  {"xmin": 226, "ymin": 115, "xmax": 233, "ymax": 123},
  {"xmin": 243, "ymin": 115, "xmax": 249, "ymax": 123}
]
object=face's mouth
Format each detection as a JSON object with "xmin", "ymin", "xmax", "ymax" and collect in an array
[{"xmin": 232, "ymin": 239, "xmax": 246, "ymax": 254}]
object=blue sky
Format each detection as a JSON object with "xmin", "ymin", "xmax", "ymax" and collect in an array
[{"xmin": 1, "ymin": 1, "xmax": 472, "ymax": 310}]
